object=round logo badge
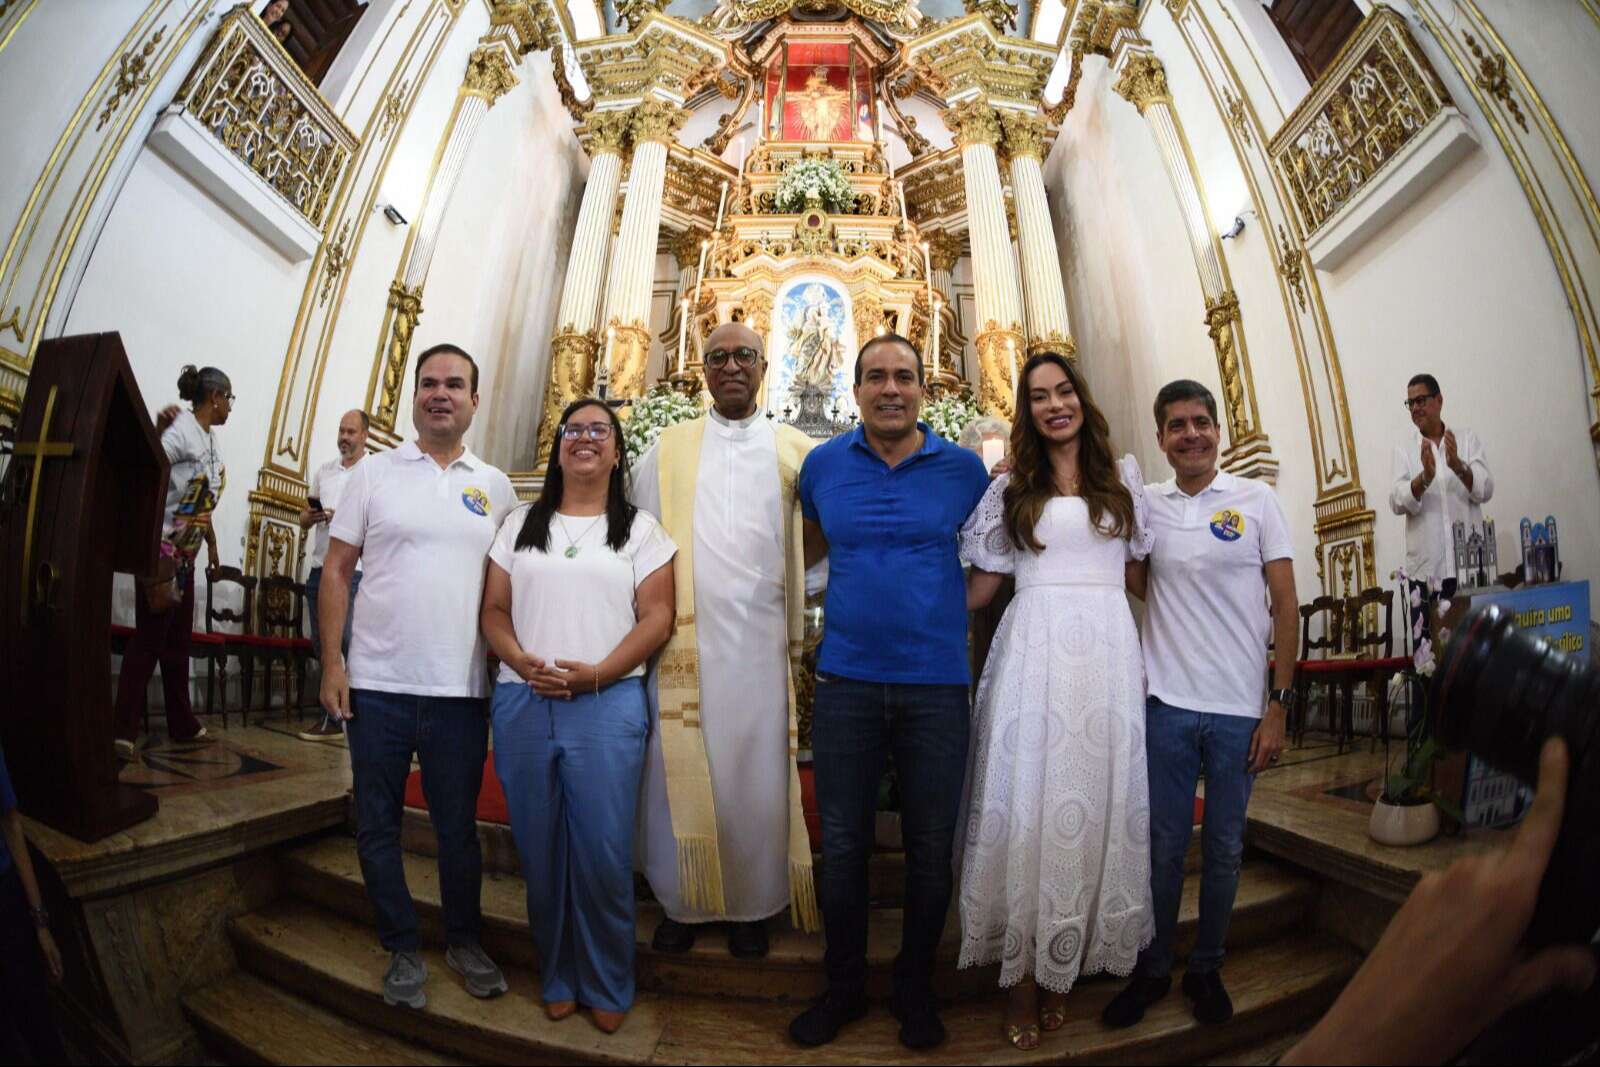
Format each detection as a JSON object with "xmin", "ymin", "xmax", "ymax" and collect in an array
[
  {"xmin": 461, "ymin": 487, "xmax": 490, "ymax": 516},
  {"xmin": 1209, "ymin": 508, "xmax": 1244, "ymax": 542}
]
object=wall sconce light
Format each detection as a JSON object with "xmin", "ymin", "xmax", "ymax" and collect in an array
[
  {"xmin": 382, "ymin": 204, "xmax": 408, "ymax": 226},
  {"xmin": 1221, "ymin": 208, "xmax": 1257, "ymax": 241}
]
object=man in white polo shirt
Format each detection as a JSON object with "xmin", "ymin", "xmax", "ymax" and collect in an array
[
  {"xmin": 297, "ymin": 407, "xmax": 368, "ymax": 742},
  {"xmin": 1104, "ymin": 379, "xmax": 1299, "ymax": 1031},
  {"xmin": 320, "ymin": 343, "xmax": 517, "ymax": 1010}
]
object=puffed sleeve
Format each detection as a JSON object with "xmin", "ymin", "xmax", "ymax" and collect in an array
[
  {"xmin": 959, "ymin": 474, "xmax": 1015, "ymax": 575},
  {"xmin": 1120, "ymin": 454, "xmax": 1155, "ymax": 561}
]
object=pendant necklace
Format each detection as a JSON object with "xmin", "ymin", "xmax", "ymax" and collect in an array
[{"xmin": 555, "ymin": 512, "xmax": 605, "ymax": 558}]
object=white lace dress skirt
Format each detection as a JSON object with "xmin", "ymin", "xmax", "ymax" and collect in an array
[{"xmin": 956, "ymin": 582, "xmax": 1155, "ymax": 993}]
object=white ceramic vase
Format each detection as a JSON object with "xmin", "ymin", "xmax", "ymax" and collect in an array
[{"xmin": 1369, "ymin": 797, "xmax": 1441, "ymax": 846}]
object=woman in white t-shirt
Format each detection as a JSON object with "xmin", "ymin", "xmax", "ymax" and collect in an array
[
  {"xmin": 481, "ymin": 398, "xmax": 676, "ymax": 1034},
  {"xmin": 114, "ymin": 364, "xmax": 232, "ymax": 759}
]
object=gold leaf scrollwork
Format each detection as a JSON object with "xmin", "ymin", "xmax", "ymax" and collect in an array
[
  {"xmin": 536, "ymin": 329, "xmax": 597, "ymax": 466},
  {"xmin": 98, "ymin": 25, "xmax": 167, "ymax": 131},
  {"xmin": 1112, "ymin": 51, "xmax": 1171, "ymax": 115},
  {"xmin": 379, "ymin": 80, "xmax": 411, "ymax": 140},
  {"xmin": 998, "ymin": 110, "xmax": 1047, "ymax": 163},
  {"xmin": 629, "ymin": 99, "xmax": 686, "ymax": 146},
  {"xmin": 1277, "ymin": 224, "xmax": 1308, "ymax": 313},
  {"xmin": 1268, "ymin": 10, "xmax": 1451, "ymax": 238},
  {"xmin": 585, "ymin": 110, "xmax": 631, "ymax": 156},
  {"xmin": 973, "ymin": 320, "xmax": 1024, "ymax": 421},
  {"xmin": 462, "ymin": 45, "xmax": 519, "ymax": 105},
  {"xmin": 0, "ymin": 306, "xmax": 21, "ymax": 344},
  {"xmin": 1464, "ymin": 32, "xmax": 1528, "ymax": 134},
  {"xmin": 963, "ymin": 0, "xmax": 1017, "ymax": 33},
  {"xmin": 1222, "ymin": 86, "xmax": 1252, "ymax": 147},
  {"xmin": 1203, "ymin": 291, "xmax": 1249, "ymax": 441},
  {"xmin": 927, "ymin": 228, "xmax": 962, "ymax": 273},
  {"xmin": 318, "ymin": 221, "xmax": 352, "ymax": 307},
  {"xmin": 377, "ymin": 281, "xmax": 424, "ymax": 431},
  {"xmin": 942, "ymin": 99, "xmax": 1002, "ymax": 149},
  {"xmin": 552, "ymin": 45, "xmax": 593, "ymax": 122}
]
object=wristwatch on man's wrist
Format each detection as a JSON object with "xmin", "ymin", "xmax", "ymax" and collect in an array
[{"xmin": 1268, "ymin": 688, "xmax": 1295, "ymax": 710}]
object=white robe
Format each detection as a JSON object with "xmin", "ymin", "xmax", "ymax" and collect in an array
[{"xmin": 631, "ymin": 411, "xmax": 792, "ymax": 922}]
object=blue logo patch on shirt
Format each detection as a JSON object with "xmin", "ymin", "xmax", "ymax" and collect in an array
[
  {"xmin": 1209, "ymin": 508, "xmax": 1244, "ymax": 542},
  {"xmin": 462, "ymin": 487, "xmax": 490, "ymax": 516}
]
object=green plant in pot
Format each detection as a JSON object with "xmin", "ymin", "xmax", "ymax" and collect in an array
[{"xmin": 1371, "ymin": 576, "xmax": 1463, "ymax": 845}]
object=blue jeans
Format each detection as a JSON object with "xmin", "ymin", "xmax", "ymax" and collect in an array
[
  {"xmin": 811, "ymin": 674, "xmax": 970, "ymax": 1000},
  {"xmin": 1136, "ymin": 696, "xmax": 1257, "ymax": 978},
  {"xmin": 346, "ymin": 688, "xmax": 488, "ymax": 953},
  {"xmin": 491, "ymin": 679, "xmax": 647, "ymax": 1013},
  {"xmin": 306, "ymin": 566, "xmax": 361, "ymax": 656}
]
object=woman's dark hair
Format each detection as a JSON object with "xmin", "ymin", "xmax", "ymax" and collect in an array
[
  {"xmin": 177, "ymin": 365, "xmax": 231, "ymax": 407},
  {"xmin": 1004, "ymin": 353, "xmax": 1134, "ymax": 552},
  {"xmin": 516, "ymin": 397, "xmax": 636, "ymax": 554}
]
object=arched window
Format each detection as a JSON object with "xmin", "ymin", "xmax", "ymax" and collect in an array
[{"xmin": 1265, "ymin": 0, "xmax": 1365, "ymax": 83}]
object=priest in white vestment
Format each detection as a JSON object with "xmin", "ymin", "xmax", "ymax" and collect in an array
[{"xmin": 631, "ymin": 322, "xmax": 820, "ymax": 959}]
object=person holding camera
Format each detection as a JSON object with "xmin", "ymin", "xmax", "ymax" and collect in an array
[
  {"xmin": 113, "ymin": 364, "xmax": 232, "ymax": 760},
  {"xmin": 297, "ymin": 408, "xmax": 369, "ymax": 743}
]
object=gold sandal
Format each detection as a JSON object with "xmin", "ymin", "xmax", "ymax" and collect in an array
[
  {"xmin": 1040, "ymin": 994, "xmax": 1068, "ymax": 1032},
  {"xmin": 1005, "ymin": 1022, "xmax": 1041, "ymax": 1050}
]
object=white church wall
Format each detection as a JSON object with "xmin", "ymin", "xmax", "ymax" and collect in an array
[{"xmin": 1043, "ymin": 1, "xmax": 1600, "ymax": 611}]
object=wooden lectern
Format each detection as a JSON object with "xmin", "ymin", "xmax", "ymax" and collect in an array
[{"xmin": 0, "ymin": 333, "xmax": 166, "ymax": 840}]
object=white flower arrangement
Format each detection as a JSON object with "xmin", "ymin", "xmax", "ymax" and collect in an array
[
  {"xmin": 621, "ymin": 384, "xmax": 704, "ymax": 460},
  {"xmin": 922, "ymin": 390, "xmax": 982, "ymax": 441},
  {"xmin": 775, "ymin": 158, "xmax": 855, "ymax": 213}
]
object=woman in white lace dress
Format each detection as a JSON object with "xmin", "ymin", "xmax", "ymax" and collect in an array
[{"xmin": 959, "ymin": 353, "xmax": 1155, "ymax": 1049}]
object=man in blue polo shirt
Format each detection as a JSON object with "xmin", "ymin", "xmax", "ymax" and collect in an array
[{"xmin": 790, "ymin": 333, "xmax": 988, "ymax": 1051}]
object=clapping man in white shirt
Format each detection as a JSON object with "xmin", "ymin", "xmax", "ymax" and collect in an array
[{"xmin": 1389, "ymin": 373, "xmax": 1494, "ymax": 589}]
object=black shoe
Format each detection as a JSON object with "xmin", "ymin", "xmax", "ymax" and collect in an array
[
  {"xmin": 1182, "ymin": 969, "xmax": 1234, "ymax": 1024},
  {"xmin": 890, "ymin": 990, "xmax": 948, "ymax": 1051},
  {"xmin": 789, "ymin": 991, "xmax": 868, "ymax": 1047},
  {"xmin": 1101, "ymin": 974, "xmax": 1172, "ymax": 1029},
  {"xmin": 651, "ymin": 917, "xmax": 696, "ymax": 954},
  {"xmin": 728, "ymin": 920, "xmax": 769, "ymax": 959}
]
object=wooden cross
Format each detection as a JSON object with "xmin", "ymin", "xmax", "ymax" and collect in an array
[{"xmin": 11, "ymin": 384, "xmax": 76, "ymax": 623}]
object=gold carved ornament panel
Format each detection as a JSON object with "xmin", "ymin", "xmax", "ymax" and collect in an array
[
  {"xmin": 169, "ymin": 6, "xmax": 358, "ymax": 231},
  {"xmin": 1268, "ymin": 10, "xmax": 1451, "ymax": 239}
]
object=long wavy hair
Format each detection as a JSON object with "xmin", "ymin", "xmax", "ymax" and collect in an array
[
  {"xmin": 1003, "ymin": 353, "xmax": 1133, "ymax": 552},
  {"xmin": 517, "ymin": 397, "xmax": 636, "ymax": 553}
]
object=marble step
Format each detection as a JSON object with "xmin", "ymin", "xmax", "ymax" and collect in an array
[
  {"xmin": 392, "ymin": 804, "xmax": 1205, "ymax": 900},
  {"xmin": 281, "ymin": 835, "xmax": 1312, "ymax": 1001},
  {"xmin": 228, "ymin": 900, "xmax": 1357, "ymax": 1066},
  {"xmin": 185, "ymin": 971, "xmax": 466, "ymax": 1066}
]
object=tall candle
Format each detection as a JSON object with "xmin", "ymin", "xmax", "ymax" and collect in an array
[
  {"xmin": 676, "ymin": 298, "xmax": 690, "ymax": 373},
  {"xmin": 931, "ymin": 295, "xmax": 942, "ymax": 373},
  {"xmin": 714, "ymin": 180, "xmax": 729, "ymax": 233},
  {"xmin": 897, "ymin": 179, "xmax": 908, "ymax": 225}
]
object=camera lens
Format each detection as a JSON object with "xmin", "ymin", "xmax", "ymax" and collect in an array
[{"xmin": 1430, "ymin": 603, "xmax": 1600, "ymax": 947}]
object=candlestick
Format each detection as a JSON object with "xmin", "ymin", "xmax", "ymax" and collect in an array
[
  {"xmin": 714, "ymin": 180, "xmax": 729, "ymax": 233},
  {"xmin": 931, "ymin": 295, "xmax": 942, "ymax": 373},
  {"xmin": 676, "ymin": 299, "xmax": 690, "ymax": 373}
]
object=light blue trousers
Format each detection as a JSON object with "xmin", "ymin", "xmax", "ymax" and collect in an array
[{"xmin": 491, "ymin": 678, "xmax": 647, "ymax": 1013}]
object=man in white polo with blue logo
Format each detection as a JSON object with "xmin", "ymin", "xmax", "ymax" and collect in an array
[
  {"xmin": 320, "ymin": 343, "xmax": 517, "ymax": 1011},
  {"xmin": 1104, "ymin": 379, "xmax": 1299, "ymax": 1030}
]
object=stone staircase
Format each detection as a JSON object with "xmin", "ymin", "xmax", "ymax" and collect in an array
[{"xmin": 183, "ymin": 823, "xmax": 1360, "ymax": 1065}]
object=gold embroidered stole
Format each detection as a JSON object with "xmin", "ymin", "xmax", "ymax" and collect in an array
[{"xmin": 655, "ymin": 416, "xmax": 819, "ymax": 931}]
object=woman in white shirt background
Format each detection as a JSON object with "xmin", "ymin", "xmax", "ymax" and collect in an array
[
  {"xmin": 113, "ymin": 364, "xmax": 232, "ymax": 759},
  {"xmin": 480, "ymin": 397, "xmax": 676, "ymax": 1035}
]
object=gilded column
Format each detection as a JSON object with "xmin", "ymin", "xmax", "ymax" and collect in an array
[
  {"xmin": 944, "ymin": 99, "xmax": 1025, "ymax": 420},
  {"xmin": 926, "ymin": 228, "xmax": 964, "ymax": 373},
  {"xmin": 1001, "ymin": 111, "xmax": 1075, "ymax": 360},
  {"xmin": 370, "ymin": 38, "xmax": 521, "ymax": 443},
  {"xmin": 1112, "ymin": 48, "xmax": 1276, "ymax": 479},
  {"xmin": 536, "ymin": 110, "xmax": 631, "ymax": 465},
  {"xmin": 601, "ymin": 99, "xmax": 685, "ymax": 398}
]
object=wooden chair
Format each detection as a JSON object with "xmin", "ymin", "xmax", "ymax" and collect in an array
[
  {"xmin": 256, "ymin": 574, "xmax": 315, "ymax": 722},
  {"xmin": 1344, "ymin": 587, "xmax": 1411, "ymax": 750},
  {"xmin": 1292, "ymin": 595, "xmax": 1360, "ymax": 749},
  {"xmin": 203, "ymin": 566, "xmax": 257, "ymax": 727}
]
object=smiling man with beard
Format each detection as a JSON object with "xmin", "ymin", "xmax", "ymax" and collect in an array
[
  {"xmin": 320, "ymin": 343, "xmax": 517, "ymax": 1013},
  {"xmin": 790, "ymin": 333, "xmax": 988, "ymax": 1051}
]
